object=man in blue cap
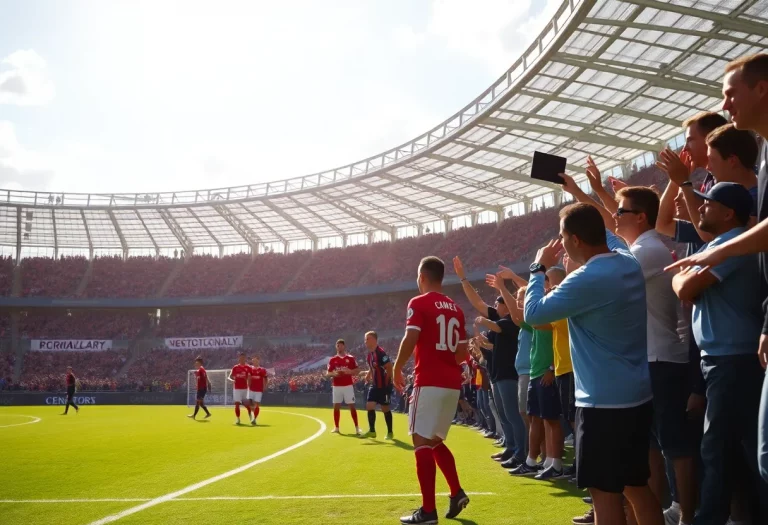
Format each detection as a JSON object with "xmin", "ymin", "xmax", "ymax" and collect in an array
[{"xmin": 671, "ymin": 181, "xmax": 766, "ymax": 524}]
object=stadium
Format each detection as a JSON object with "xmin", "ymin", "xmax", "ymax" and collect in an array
[{"xmin": 4, "ymin": 0, "xmax": 768, "ymax": 524}]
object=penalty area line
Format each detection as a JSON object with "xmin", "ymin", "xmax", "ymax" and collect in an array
[
  {"xmin": 2, "ymin": 493, "xmax": 497, "ymax": 504},
  {"xmin": 85, "ymin": 410, "xmax": 327, "ymax": 525},
  {"xmin": 0, "ymin": 415, "xmax": 41, "ymax": 428}
]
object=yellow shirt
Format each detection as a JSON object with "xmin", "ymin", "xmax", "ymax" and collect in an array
[{"xmin": 551, "ymin": 319, "xmax": 573, "ymax": 376}]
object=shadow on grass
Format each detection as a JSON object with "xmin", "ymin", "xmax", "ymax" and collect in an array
[
  {"xmin": 358, "ymin": 438, "xmax": 413, "ymax": 451},
  {"xmin": 193, "ymin": 419, "xmax": 210, "ymax": 423},
  {"xmin": 452, "ymin": 518, "xmax": 479, "ymax": 525}
]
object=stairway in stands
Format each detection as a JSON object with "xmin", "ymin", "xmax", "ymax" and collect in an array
[{"xmin": 155, "ymin": 259, "xmax": 184, "ymax": 297}]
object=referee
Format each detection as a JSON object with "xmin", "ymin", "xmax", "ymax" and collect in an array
[{"xmin": 62, "ymin": 366, "xmax": 79, "ymax": 415}]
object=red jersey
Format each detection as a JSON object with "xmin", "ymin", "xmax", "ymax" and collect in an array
[
  {"xmin": 406, "ymin": 291, "xmax": 467, "ymax": 389},
  {"xmin": 327, "ymin": 354, "xmax": 358, "ymax": 387},
  {"xmin": 230, "ymin": 364, "xmax": 251, "ymax": 389},
  {"xmin": 249, "ymin": 366, "xmax": 268, "ymax": 392},
  {"xmin": 195, "ymin": 367, "xmax": 208, "ymax": 390},
  {"xmin": 66, "ymin": 372, "xmax": 75, "ymax": 387}
]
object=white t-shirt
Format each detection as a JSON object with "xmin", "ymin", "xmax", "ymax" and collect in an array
[{"xmin": 630, "ymin": 230, "xmax": 689, "ymax": 363}]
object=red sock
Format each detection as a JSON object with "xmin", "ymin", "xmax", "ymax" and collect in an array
[
  {"xmin": 415, "ymin": 446, "xmax": 436, "ymax": 512},
  {"xmin": 253, "ymin": 405, "xmax": 260, "ymax": 418},
  {"xmin": 333, "ymin": 407, "xmax": 340, "ymax": 428},
  {"xmin": 235, "ymin": 403, "xmax": 241, "ymax": 417},
  {"xmin": 433, "ymin": 442, "xmax": 461, "ymax": 497},
  {"xmin": 350, "ymin": 407, "xmax": 359, "ymax": 427}
]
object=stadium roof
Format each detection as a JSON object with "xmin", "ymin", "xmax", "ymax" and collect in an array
[{"xmin": 5, "ymin": 0, "xmax": 768, "ymax": 257}]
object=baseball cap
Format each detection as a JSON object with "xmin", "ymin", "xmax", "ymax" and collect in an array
[{"xmin": 694, "ymin": 182, "xmax": 753, "ymax": 222}]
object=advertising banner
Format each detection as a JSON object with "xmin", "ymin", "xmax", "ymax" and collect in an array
[
  {"xmin": 164, "ymin": 336, "xmax": 243, "ymax": 350},
  {"xmin": 31, "ymin": 340, "xmax": 113, "ymax": 351}
]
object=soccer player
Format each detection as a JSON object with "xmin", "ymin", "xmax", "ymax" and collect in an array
[
  {"xmin": 326, "ymin": 339, "xmax": 362, "ymax": 435},
  {"xmin": 188, "ymin": 356, "xmax": 212, "ymax": 420},
  {"xmin": 393, "ymin": 256, "xmax": 470, "ymax": 524},
  {"xmin": 228, "ymin": 352, "xmax": 251, "ymax": 425},
  {"xmin": 62, "ymin": 366, "xmax": 79, "ymax": 415},
  {"xmin": 247, "ymin": 355, "xmax": 268, "ymax": 425},
  {"xmin": 363, "ymin": 330, "xmax": 394, "ymax": 439}
]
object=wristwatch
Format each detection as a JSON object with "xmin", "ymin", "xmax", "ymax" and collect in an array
[{"xmin": 529, "ymin": 262, "xmax": 546, "ymax": 275}]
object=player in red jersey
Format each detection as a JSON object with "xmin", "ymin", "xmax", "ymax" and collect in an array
[
  {"xmin": 326, "ymin": 339, "xmax": 362, "ymax": 435},
  {"xmin": 247, "ymin": 355, "xmax": 268, "ymax": 426},
  {"xmin": 393, "ymin": 256, "xmax": 470, "ymax": 524},
  {"xmin": 228, "ymin": 352, "xmax": 251, "ymax": 425},
  {"xmin": 188, "ymin": 356, "xmax": 212, "ymax": 420},
  {"xmin": 62, "ymin": 366, "xmax": 79, "ymax": 415}
]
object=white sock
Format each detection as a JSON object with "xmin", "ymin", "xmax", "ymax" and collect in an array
[
  {"xmin": 543, "ymin": 457, "xmax": 553, "ymax": 469},
  {"xmin": 552, "ymin": 458, "xmax": 563, "ymax": 471},
  {"xmin": 526, "ymin": 456, "xmax": 538, "ymax": 467}
]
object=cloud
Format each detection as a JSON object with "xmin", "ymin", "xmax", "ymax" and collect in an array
[
  {"xmin": 393, "ymin": 0, "xmax": 563, "ymax": 74},
  {"xmin": 0, "ymin": 121, "xmax": 55, "ymax": 190},
  {"xmin": 0, "ymin": 50, "xmax": 55, "ymax": 106}
]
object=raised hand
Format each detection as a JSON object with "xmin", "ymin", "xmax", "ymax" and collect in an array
[
  {"xmin": 585, "ymin": 156, "xmax": 604, "ymax": 192},
  {"xmin": 657, "ymin": 148, "xmax": 690, "ymax": 186},
  {"xmin": 453, "ymin": 256, "xmax": 466, "ymax": 280},
  {"xmin": 485, "ymin": 272, "xmax": 506, "ymax": 291},
  {"xmin": 535, "ymin": 239, "xmax": 563, "ymax": 270},
  {"xmin": 608, "ymin": 176, "xmax": 628, "ymax": 193},
  {"xmin": 560, "ymin": 173, "xmax": 581, "ymax": 195}
]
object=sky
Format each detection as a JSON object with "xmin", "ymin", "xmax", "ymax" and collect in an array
[{"xmin": 0, "ymin": 0, "xmax": 561, "ymax": 196}]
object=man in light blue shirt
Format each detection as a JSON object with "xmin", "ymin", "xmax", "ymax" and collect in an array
[
  {"xmin": 671, "ymin": 182, "xmax": 767, "ymax": 524},
  {"xmin": 524, "ymin": 202, "xmax": 658, "ymax": 525}
]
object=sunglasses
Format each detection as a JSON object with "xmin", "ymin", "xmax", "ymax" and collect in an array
[{"xmin": 616, "ymin": 207, "xmax": 642, "ymax": 217}]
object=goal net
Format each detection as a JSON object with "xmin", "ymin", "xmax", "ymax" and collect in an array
[{"xmin": 186, "ymin": 369, "xmax": 234, "ymax": 407}]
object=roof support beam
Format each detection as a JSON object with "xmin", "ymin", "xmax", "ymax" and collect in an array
[
  {"xmin": 285, "ymin": 196, "xmax": 346, "ymax": 237},
  {"xmin": 314, "ymin": 192, "xmax": 393, "ymax": 233},
  {"xmin": 552, "ymin": 53, "xmax": 721, "ymax": 98},
  {"xmin": 80, "ymin": 210, "xmax": 94, "ymax": 259},
  {"xmin": 483, "ymin": 117, "xmax": 659, "ymax": 152},
  {"xmin": 133, "ymin": 210, "xmax": 160, "ymax": 254},
  {"xmin": 582, "ymin": 17, "xmax": 765, "ymax": 49},
  {"xmin": 352, "ymin": 193, "xmax": 420, "ymax": 226},
  {"xmin": 51, "ymin": 209, "xmax": 58, "ymax": 259},
  {"xmin": 517, "ymin": 89, "xmax": 681, "ymax": 127},
  {"xmin": 212, "ymin": 204, "xmax": 260, "ymax": 253},
  {"xmin": 426, "ymin": 154, "xmax": 533, "ymax": 198},
  {"xmin": 188, "ymin": 208, "xmax": 223, "ymax": 256},
  {"xmin": 378, "ymin": 174, "xmax": 498, "ymax": 212},
  {"xmin": 358, "ymin": 183, "xmax": 451, "ymax": 222},
  {"xmin": 620, "ymin": 0, "xmax": 768, "ymax": 38},
  {"xmin": 158, "ymin": 208, "xmax": 193, "ymax": 255},
  {"xmin": 237, "ymin": 203, "xmax": 288, "ymax": 245},
  {"xmin": 261, "ymin": 200, "xmax": 318, "ymax": 245},
  {"xmin": 15, "ymin": 207, "xmax": 21, "ymax": 264},
  {"xmin": 107, "ymin": 210, "xmax": 129, "ymax": 258}
]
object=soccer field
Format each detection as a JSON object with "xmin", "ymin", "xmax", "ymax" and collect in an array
[{"xmin": 3, "ymin": 406, "xmax": 586, "ymax": 524}]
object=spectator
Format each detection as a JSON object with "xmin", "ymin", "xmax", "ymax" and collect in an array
[
  {"xmin": 671, "ymin": 182, "xmax": 767, "ymax": 523},
  {"xmin": 524, "ymin": 203, "xmax": 658, "ymax": 525}
]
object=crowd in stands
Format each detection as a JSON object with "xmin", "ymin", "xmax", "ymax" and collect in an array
[
  {"xmin": 84, "ymin": 255, "xmax": 177, "ymax": 298},
  {"xmin": 16, "ymin": 350, "xmax": 127, "ymax": 392},
  {"xmin": 19, "ymin": 310, "xmax": 149, "ymax": 339},
  {"xmin": 21, "ymin": 256, "xmax": 87, "ymax": 297},
  {"xmin": 0, "ymin": 351, "xmax": 14, "ymax": 391}
]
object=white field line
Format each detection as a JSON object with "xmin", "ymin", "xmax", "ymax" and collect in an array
[
  {"xmin": 86, "ymin": 410, "xmax": 326, "ymax": 525},
  {"xmin": 1, "ymin": 493, "xmax": 497, "ymax": 504},
  {"xmin": 0, "ymin": 415, "xmax": 41, "ymax": 428}
]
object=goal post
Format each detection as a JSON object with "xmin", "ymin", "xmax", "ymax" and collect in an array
[{"xmin": 187, "ymin": 369, "xmax": 234, "ymax": 407}]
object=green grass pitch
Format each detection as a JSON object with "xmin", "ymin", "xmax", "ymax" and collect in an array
[{"xmin": 2, "ymin": 406, "xmax": 587, "ymax": 524}]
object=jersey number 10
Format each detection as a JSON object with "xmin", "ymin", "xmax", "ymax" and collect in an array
[{"xmin": 435, "ymin": 314, "xmax": 460, "ymax": 353}]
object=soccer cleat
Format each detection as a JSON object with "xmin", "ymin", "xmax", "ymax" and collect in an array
[
  {"xmin": 572, "ymin": 508, "xmax": 595, "ymax": 524},
  {"xmin": 235, "ymin": 418, "xmax": 241, "ymax": 425},
  {"xmin": 562, "ymin": 464, "xmax": 577, "ymax": 477},
  {"xmin": 534, "ymin": 466, "xmax": 563, "ymax": 480},
  {"xmin": 355, "ymin": 427, "xmax": 363, "ymax": 436},
  {"xmin": 509, "ymin": 462, "xmax": 542, "ymax": 476},
  {"xmin": 445, "ymin": 488, "xmax": 470, "ymax": 519},
  {"xmin": 386, "ymin": 432, "xmax": 394, "ymax": 441},
  {"xmin": 490, "ymin": 452, "xmax": 505, "ymax": 460},
  {"xmin": 363, "ymin": 431, "xmax": 377, "ymax": 439},
  {"xmin": 251, "ymin": 419, "xmax": 257, "ymax": 426},
  {"xmin": 204, "ymin": 413, "xmax": 211, "ymax": 419},
  {"xmin": 582, "ymin": 496, "xmax": 592, "ymax": 505},
  {"xmin": 400, "ymin": 507, "xmax": 438, "ymax": 524},
  {"xmin": 187, "ymin": 414, "xmax": 195, "ymax": 419},
  {"xmin": 331, "ymin": 427, "xmax": 340, "ymax": 434}
]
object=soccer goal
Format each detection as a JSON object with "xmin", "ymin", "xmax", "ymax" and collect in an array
[{"xmin": 186, "ymin": 369, "xmax": 234, "ymax": 407}]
